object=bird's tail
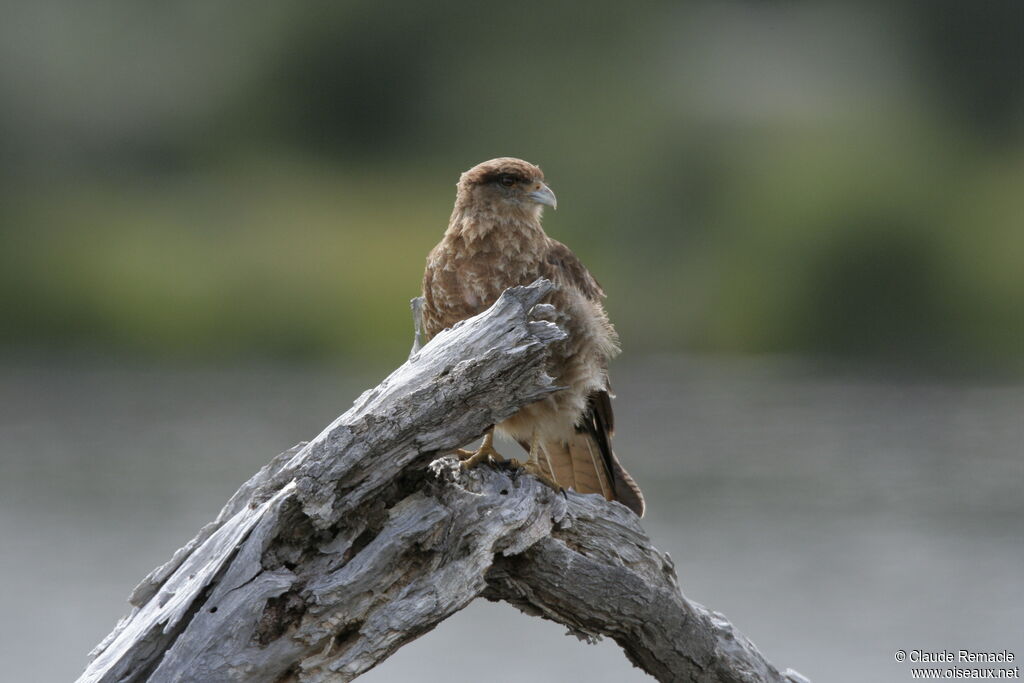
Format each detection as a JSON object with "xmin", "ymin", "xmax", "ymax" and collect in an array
[{"xmin": 535, "ymin": 432, "xmax": 645, "ymax": 517}]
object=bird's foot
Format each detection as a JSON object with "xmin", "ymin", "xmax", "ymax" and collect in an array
[
  {"xmin": 456, "ymin": 444, "xmax": 505, "ymax": 470},
  {"xmin": 456, "ymin": 431, "xmax": 504, "ymax": 470},
  {"xmin": 508, "ymin": 458, "xmax": 564, "ymax": 494}
]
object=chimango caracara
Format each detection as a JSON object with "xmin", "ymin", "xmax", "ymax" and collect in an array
[{"xmin": 421, "ymin": 158, "xmax": 645, "ymax": 516}]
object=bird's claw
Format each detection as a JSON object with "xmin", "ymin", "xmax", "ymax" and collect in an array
[
  {"xmin": 457, "ymin": 445, "xmax": 504, "ymax": 470},
  {"xmin": 455, "ymin": 431, "xmax": 505, "ymax": 470}
]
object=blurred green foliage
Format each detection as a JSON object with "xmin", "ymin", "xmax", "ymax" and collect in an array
[{"xmin": 1, "ymin": 0, "xmax": 1021, "ymax": 366}]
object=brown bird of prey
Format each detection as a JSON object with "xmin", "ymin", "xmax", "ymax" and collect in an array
[{"xmin": 421, "ymin": 158, "xmax": 645, "ymax": 516}]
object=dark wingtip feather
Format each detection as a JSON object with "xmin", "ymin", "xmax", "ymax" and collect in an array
[
  {"xmin": 610, "ymin": 458, "xmax": 646, "ymax": 517},
  {"xmin": 584, "ymin": 391, "xmax": 645, "ymax": 517}
]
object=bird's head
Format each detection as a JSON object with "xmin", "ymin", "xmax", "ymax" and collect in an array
[{"xmin": 455, "ymin": 157, "xmax": 557, "ymax": 219}]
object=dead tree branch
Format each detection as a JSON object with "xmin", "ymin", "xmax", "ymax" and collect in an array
[{"xmin": 79, "ymin": 280, "xmax": 809, "ymax": 683}]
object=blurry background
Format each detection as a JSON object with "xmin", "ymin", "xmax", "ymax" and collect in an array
[{"xmin": 1, "ymin": 1, "xmax": 1021, "ymax": 681}]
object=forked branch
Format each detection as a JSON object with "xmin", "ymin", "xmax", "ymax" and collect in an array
[{"xmin": 79, "ymin": 280, "xmax": 809, "ymax": 683}]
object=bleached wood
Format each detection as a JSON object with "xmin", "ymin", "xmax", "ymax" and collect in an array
[{"xmin": 79, "ymin": 279, "xmax": 810, "ymax": 683}]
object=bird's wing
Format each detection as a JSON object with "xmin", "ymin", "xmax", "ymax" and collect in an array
[
  {"xmin": 534, "ymin": 240, "xmax": 646, "ymax": 517},
  {"xmin": 580, "ymin": 390, "xmax": 645, "ymax": 516},
  {"xmin": 542, "ymin": 239, "xmax": 605, "ymax": 301},
  {"xmin": 421, "ymin": 243, "xmax": 470, "ymax": 341}
]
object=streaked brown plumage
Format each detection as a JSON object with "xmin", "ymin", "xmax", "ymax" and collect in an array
[{"xmin": 421, "ymin": 158, "xmax": 645, "ymax": 516}]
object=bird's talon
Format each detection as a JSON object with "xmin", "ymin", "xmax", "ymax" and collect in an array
[
  {"xmin": 460, "ymin": 450, "xmax": 496, "ymax": 470},
  {"xmin": 457, "ymin": 432, "xmax": 504, "ymax": 470}
]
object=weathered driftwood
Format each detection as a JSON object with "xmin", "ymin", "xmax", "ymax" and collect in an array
[{"xmin": 79, "ymin": 280, "xmax": 810, "ymax": 683}]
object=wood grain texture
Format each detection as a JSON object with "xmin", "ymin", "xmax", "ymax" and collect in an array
[{"xmin": 79, "ymin": 280, "xmax": 810, "ymax": 683}]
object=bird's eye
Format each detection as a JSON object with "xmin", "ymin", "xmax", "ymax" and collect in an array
[{"xmin": 499, "ymin": 174, "xmax": 516, "ymax": 187}]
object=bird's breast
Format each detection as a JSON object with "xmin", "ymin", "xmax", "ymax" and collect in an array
[{"xmin": 423, "ymin": 235, "xmax": 544, "ymax": 337}]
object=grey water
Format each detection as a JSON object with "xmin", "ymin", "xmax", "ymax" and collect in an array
[{"xmin": 1, "ymin": 356, "xmax": 1021, "ymax": 682}]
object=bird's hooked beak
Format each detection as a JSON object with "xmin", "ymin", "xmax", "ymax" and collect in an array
[{"xmin": 528, "ymin": 183, "xmax": 557, "ymax": 210}]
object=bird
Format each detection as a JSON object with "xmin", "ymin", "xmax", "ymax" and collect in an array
[{"xmin": 420, "ymin": 157, "xmax": 645, "ymax": 516}]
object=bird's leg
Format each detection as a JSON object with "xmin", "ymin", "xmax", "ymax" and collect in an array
[
  {"xmin": 456, "ymin": 428, "xmax": 504, "ymax": 469},
  {"xmin": 509, "ymin": 441, "xmax": 564, "ymax": 493}
]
